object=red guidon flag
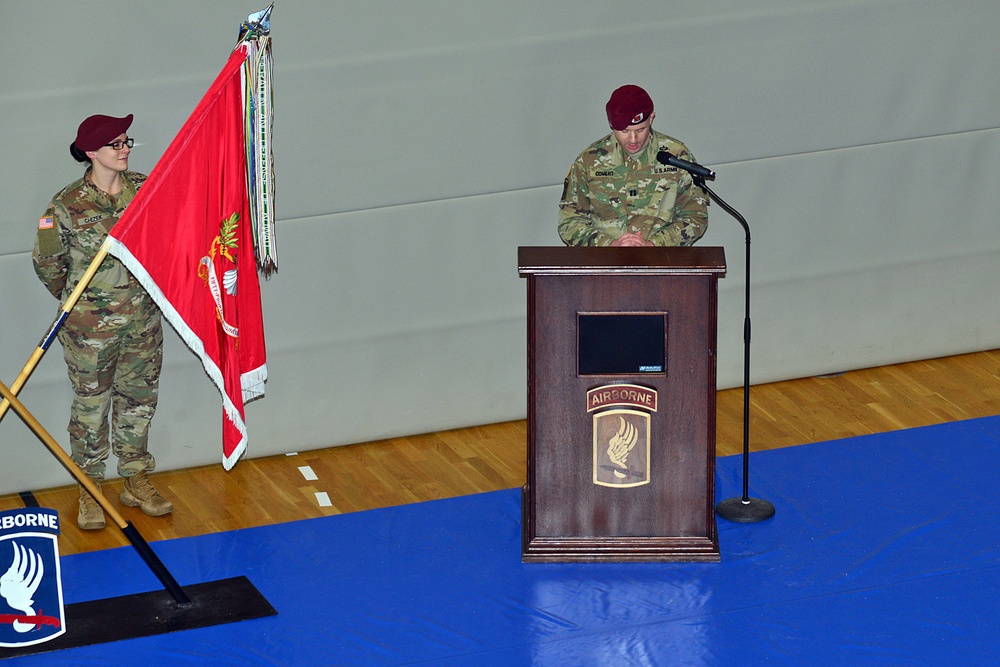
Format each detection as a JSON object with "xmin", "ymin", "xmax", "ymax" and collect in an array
[{"xmin": 106, "ymin": 37, "xmax": 272, "ymax": 470}]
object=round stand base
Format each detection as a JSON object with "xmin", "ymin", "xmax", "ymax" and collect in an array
[{"xmin": 715, "ymin": 497, "xmax": 775, "ymax": 523}]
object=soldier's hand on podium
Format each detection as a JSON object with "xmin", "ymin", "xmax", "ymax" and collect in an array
[{"xmin": 610, "ymin": 232, "xmax": 651, "ymax": 247}]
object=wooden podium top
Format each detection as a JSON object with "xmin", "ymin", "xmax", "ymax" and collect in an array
[{"xmin": 517, "ymin": 246, "xmax": 726, "ymax": 276}]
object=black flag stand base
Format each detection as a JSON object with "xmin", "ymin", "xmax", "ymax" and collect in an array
[
  {"xmin": 690, "ymin": 176, "xmax": 776, "ymax": 525},
  {"xmin": 0, "ymin": 377, "xmax": 277, "ymax": 658},
  {"xmin": 2, "ymin": 576, "xmax": 277, "ymax": 658}
]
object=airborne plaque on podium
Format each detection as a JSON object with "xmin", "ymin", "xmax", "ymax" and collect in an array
[{"xmin": 518, "ymin": 246, "xmax": 726, "ymax": 562}]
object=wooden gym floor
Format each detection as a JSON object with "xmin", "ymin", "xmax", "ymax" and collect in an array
[{"xmin": 2, "ymin": 349, "xmax": 998, "ymax": 556}]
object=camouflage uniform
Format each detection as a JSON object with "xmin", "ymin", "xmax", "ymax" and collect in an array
[
  {"xmin": 32, "ymin": 169, "xmax": 163, "ymax": 481},
  {"xmin": 559, "ymin": 129, "xmax": 709, "ymax": 246}
]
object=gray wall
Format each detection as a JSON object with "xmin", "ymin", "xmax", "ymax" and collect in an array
[{"xmin": 1, "ymin": 1, "xmax": 998, "ymax": 494}]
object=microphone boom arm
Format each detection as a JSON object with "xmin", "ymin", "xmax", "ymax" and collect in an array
[{"xmin": 657, "ymin": 150, "xmax": 716, "ymax": 181}]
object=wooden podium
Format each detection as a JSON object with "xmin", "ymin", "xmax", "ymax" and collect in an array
[{"xmin": 518, "ymin": 246, "xmax": 726, "ymax": 562}]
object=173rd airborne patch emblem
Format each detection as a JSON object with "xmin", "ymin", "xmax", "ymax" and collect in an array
[
  {"xmin": 588, "ymin": 384, "xmax": 658, "ymax": 488},
  {"xmin": 0, "ymin": 508, "xmax": 65, "ymax": 648}
]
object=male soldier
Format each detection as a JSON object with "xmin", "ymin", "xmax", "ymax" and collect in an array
[
  {"xmin": 559, "ymin": 84, "xmax": 709, "ymax": 247},
  {"xmin": 33, "ymin": 113, "xmax": 172, "ymax": 530}
]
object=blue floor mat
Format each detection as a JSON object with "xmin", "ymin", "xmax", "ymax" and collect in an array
[{"xmin": 5, "ymin": 415, "xmax": 1000, "ymax": 665}]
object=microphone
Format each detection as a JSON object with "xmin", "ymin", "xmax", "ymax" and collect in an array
[{"xmin": 656, "ymin": 151, "xmax": 716, "ymax": 182}]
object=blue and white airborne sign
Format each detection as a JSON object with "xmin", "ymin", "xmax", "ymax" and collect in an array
[{"xmin": 0, "ymin": 508, "xmax": 65, "ymax": 647}]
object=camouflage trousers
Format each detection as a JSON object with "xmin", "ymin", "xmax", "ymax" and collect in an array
[{"xmin": 58, "ymin": 313, "xmax": 163, "ymax": 480}]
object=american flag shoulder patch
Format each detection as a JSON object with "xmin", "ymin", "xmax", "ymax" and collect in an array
[{"xmin": 38, "ymin": 216, "xmax": 54, "ymax": 230}]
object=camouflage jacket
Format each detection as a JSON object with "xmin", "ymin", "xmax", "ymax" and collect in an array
[
  {"xmin": 558, "ymin": 129, "xmax": 709, "ymax": 247},
  {"xmin": 33, "ymin": 169, "xmax": 158, "ymax": 331}
]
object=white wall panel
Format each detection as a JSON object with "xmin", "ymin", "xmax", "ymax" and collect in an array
[
  {"xmin": 708, "ymin": 128, "xmax": 1000, "ymax": 384},
  {"xmin": 1, "ymin": 1, "xmax": 998, "ymax": 494}
]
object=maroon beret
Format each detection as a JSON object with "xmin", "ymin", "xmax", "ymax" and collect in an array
[
  {"xmin": 73, "ymin": 114, "xmax": 133, "ymax": 152},
  {"xmin": 606, "ymin": 85, "xmax": 654, "ymax": 131}
]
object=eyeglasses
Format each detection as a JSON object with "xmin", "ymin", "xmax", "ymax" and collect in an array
[{"xmin": 105, "ymin": 138, "xmax": 135, "ymax": 150}]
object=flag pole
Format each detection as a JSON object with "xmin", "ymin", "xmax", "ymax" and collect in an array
[
  {"xmin": 0, "ymin": 375, "xmax": 191, "ymax": 607},
  {"xmin": 0, "ymin": 240, "xmax": 113, "ymax": 424}
]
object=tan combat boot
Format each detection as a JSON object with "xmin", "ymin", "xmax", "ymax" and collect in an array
[
  {"xmin": 120, "ymin": 472, "xmax": 173, "ymax": 516},
  {"xmin": 78, "ymin": 483, "xmax": 106, "ymax": 530}
]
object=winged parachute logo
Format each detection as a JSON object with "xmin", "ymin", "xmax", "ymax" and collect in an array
[
  {"xmin": 198, "ymin": 212, "xmax": 241, "ymax": 338},
  {"xmin": 588, "ymin": 384, "xmax": 657, "ymax": 488},
  {"xmin": 0, "ymin": 509, "xmax": 65, "ymax": 647},
  {"xmin": 607, "ymin": 417, "xmax": 639, "ymax": 478}
]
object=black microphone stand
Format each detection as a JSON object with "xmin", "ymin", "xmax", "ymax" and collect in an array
[{"xmin": 691, "ymin": 173, "xmax": 775, "ymax": 523}]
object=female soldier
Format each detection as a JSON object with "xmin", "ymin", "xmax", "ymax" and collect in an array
[{"xmin": 33, "ymin": 114, "xmax": 172, "ymax": 530}]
